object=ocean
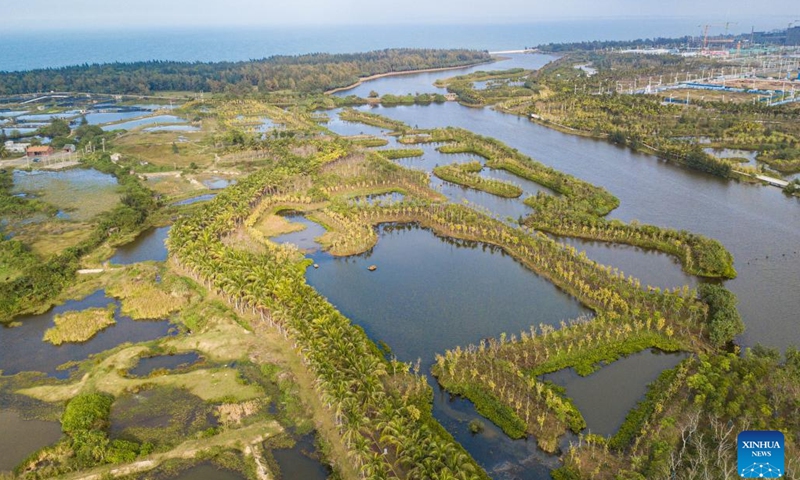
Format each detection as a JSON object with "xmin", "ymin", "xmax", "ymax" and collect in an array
[{"xmin": 0, "ymin": 16, "xmax": 790, "ymax": 72}]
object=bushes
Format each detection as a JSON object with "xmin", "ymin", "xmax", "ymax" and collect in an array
[
  {"xmin": 60, "ymin": 392, "xmax": 149, "ymax": 468},
  {"xmin": 443, "ymin": 382, "xmax": 527, "ymax": 439},
  {"xmin": 62, "ymin": 392, "xmax": 114, "ymax": 434},
  {"xmin": 698, "ymin": 284, "xmax": 744, "ymax": 348},
  {"xmin": 433, "ymin": 161, "xmax": 523, "ymax": 198}
]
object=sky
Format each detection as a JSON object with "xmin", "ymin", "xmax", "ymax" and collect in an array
[{"xmin": 3, "ymin": 0, "xmax": 798, "ymax": 29}]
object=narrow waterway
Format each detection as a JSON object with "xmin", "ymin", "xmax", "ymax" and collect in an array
[{"xmin": 347, "ymin": 101, "xmax": 800, "ymax": 350}]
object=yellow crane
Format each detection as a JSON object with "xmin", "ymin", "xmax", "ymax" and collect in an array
[{"xmin": 698, "ymin": 22, "xmax": 738, "ymax": 50}]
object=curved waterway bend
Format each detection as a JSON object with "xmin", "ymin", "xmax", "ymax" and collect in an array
[
  {"xmin": 325, "ymin": 111, "xmax": 702, "ymax": 292},
  {"xmin": 340, "ymin": 100, "xmax": 800, "ymax": 350},
  {"xmin": 333, "ymin": 53, "xmax": 556, "ymax": 98}
]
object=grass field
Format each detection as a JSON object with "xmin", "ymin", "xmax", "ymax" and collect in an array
[
  {"xmin": 13, "ymin": 220, "xmax": 95, "ymax": 259},
  {"xmin": 115, "ymin": 129, "xmax": 216, "ymax": 170},
  {"xmin": 43, "ymin": 305, "xmax": 116, "ymax": 345}
]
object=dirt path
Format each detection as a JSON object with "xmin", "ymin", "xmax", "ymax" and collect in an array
[{"xmin": 62, "ymin": 420, "xmax": 281, "ymax": 480}]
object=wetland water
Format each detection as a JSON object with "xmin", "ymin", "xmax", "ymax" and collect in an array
[
  {"xmin": 333, "ymin": 53, "xmax": 556, "ymax": 98},
  {"xmin": 272, "ymin": 220, "xmax": 591, "ymax": 479},
  {"xmin": 4, "ymin": 49, "xmax": 799, "ymax": 480},
  {"xmin": 0, "ymin": 290, "xmax": 172, "ymax": 378},
  {"xmin": 0, "ymin": 410, "xmax": 61, "ymax": 472},
  {"xmin": 306, "ymin": 58, "xmax": 800, "ymax": 475},
  {"xmin": 540, "ymin": 350, "xmax": 687, "ymax": 436},
  {"xmin": 11, "ymin": 169, "xmax": 121, "ymax": 222},
  {"xmin": 349, "ymin": 101, "xmax": 800, "ymax": 351},
  {"xmin": 110, "ymin": 226, "xmax": 170, "ymax": 264}
]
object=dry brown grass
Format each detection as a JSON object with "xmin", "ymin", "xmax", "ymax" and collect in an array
[
  {"xmin": 216, "ymin": 400, "xmax": 262, "ymax": 426},
  {"xmin": 255, "ymin": 213, "xmax": 306, "ymax": 238},
  {"xmin": 43, "ymin": 305, "xmax": 116, "ymax": 345}
]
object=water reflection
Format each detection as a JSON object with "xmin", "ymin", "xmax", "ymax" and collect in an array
[
  {"xmin": 110, "ymin": 226, "xmax": 170, "ymax": 265},
  {"xmin": 0, "ymin": 290, "xmax": 172, "ymax": 378},
  {"xmin": 541, "ymin": 350, "xmax": 687, "ymax": 436}
]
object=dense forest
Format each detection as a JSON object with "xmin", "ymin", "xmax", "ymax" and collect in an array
[
  {"xmin": 0, "ymin": 49, "xmax": 491, "ymax": 95},
  {"xmin": 536, "ymin": 36, "xmax": 696, "ymax": 53}
]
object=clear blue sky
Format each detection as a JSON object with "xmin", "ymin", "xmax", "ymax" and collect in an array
[{"xmin": 3, "ymin": 0, "xmax": 798, "ymax": 29}]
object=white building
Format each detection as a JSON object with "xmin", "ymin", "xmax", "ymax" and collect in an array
[{"xmin": 4, "ymin": 140, "xmax": 31, "ymax": 154}]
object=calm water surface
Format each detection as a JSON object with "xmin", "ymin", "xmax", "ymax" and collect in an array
[
  {"xmin": 273, "ymin": 221, "xmax": 591, "ymax": 479},
  {"xmin": 357, "ymin": 101, "xmax": 800, "ymax": 350},
  {"xmin": 0, "ymin": 290, "xmax": 172, "ymax": 377},
  {"xmin": 334, "ymin": 53, "xmax": 555, "ymax": 98},
  {"xmin": 272, "ymin": 433, "xmax": 329, "ymax": 480},
  {"xmin": 11, "ymin": 169, "xmax": 120, "ymax": 222},
  {"xmin": 0, "ymin": 410, "xmax": 61, "ymax": 472},
  {"xmin": 110, "ymin": 226, "xmax": 170, "ymax": 264},
  {"xmin": 541, "ymin": 350, "xmax": 687, "ymax": 436},
  {"xmin": 128, "ymin": 352, "xmax": 200, "ymax": 377}
]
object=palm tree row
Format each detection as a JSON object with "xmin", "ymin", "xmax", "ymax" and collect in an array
[
  {"xmin": 168, "ymin": 153, "xmax": 490, "ymax": 479},
  {"xmin": 433, "ymin": 161, "xmax": 523, "ymax": 198}
]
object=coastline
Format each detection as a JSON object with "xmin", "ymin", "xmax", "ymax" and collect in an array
[{"xmin": 324, "ymin": 59, "xmax": 498, "ymax": 95}]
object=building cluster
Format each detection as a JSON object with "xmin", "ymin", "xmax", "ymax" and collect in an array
[{"xmin": 3, "ymin": 141, "xmax": 76, "ymax": 157}]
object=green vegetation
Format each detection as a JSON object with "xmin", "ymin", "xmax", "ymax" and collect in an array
[
  {"xmin": 169, "ymin": 143, "xmax": 491, "ymax": 479},
  {"xmin": 106, "ymin": 265, "xmax": 197, "ymax": 320},
  {"xmin": 5, "ymin": 44, "xmax": 791, "ymax": 480},
  {"xmin": 434, "ymin": 68, "xmax": 534, "ymax": 106},
  {"xmin": 18, "ymin": 392, "xmax": 152, "ymax": 477},
  {"xmin": 43, "ymin": 305, "xmax": 116, "ymax": 345},
  {"xmin": 379, "ymin": 148, "xmax": 424, "ymax": 159},
  {"xmin": 339, "ymin": 108, "xmax": 411, "ymax": 131},
  {"xmin": 557, "ymin": 349, "xmax": 800, "ymax": 479},
  {"xmin": 0, "ymin": 154, "xmax": 159, "ymax": 323},
  {"xmin": 351, "ymin": 136, "xmax": 389, "ymax": 147},
  {"xmin": 0, "ymin": 240, "xmax": 40, "ymax": 284},
  {"xmin": 0, "ymin": 49, "xmax": 491, "ymax": 95},
  {"xmin": 433, "ymin": 161, "xmax": 523, "ymax": 198},
  {"xmin": 369, "ymin": 114, "xmax": 734, "ymax": 278},
  {"xmin": 379, "ymin": 92, "xmax": 448, "ymax": 105},
  {"xmin": 698, "ymin": 283, "xmax": 744, "ymax": 347}
]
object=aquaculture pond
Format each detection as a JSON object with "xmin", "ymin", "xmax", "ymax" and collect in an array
[
  {"xmin": 0, "ymin": 410, "xmax": 62, "ymax": 472},
  {"xmin": 101, "ymin": 115, "xmax": 185, "ymax": 131},
  {"xmin": 110, "ymin": 226, "xmax": 170, "ymax": 265},
  {"xmin": 128, "ymin": 352, "xmax": 201, "ymax": 377},
  {"xmin": 540, "ymin": 350, "xmax": 688, "ymax": 436},
  {"xmin": 11, "ymin": 168, "xmax": 121, "ymax": 222},
  {"xmin": 84, "ymin": 110, "xmax": 151, "ymax": 125},
  {"xmin": 0, "ymin": 290, "xmax": 172, "ymax": 378}
]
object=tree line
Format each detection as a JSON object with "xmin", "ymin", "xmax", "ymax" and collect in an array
[{"xmin": 0, "ymin": 49, "xmax": 491, "ymax": 96}]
